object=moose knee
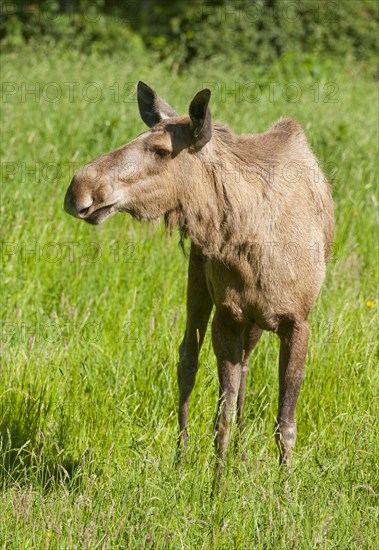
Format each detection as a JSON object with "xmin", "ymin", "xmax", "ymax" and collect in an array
[
  {"xmin": 178, "ymin": 353, "xmax": 198, "ymax": 378},
  {"xmin": 179, "ymin": 339, "xmax": 186, "ymax": 360}
]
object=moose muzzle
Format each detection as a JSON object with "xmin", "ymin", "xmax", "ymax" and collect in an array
[{"xmin": 64, "ymin": 172, "xmax": 120, "ymax": 225}]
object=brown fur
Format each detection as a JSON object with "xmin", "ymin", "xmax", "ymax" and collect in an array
[{"xmin": 64, "ymin": 82, "xmax": 334, "ymax": 471}]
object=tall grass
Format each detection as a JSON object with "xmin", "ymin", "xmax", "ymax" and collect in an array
[{"xmin": 1, "ymin": 46, "xmax": 378, "ymax": 548}]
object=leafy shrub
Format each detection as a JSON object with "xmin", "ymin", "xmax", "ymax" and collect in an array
[
  {"xmin": 135, "ymin": 0, "xmax": 378, "ymax": 71},
  {"xmin": 0, "ymin": 0, "xmax": 145, "ymax": 56},
  {"xmin": 1, "ymin": 0, "xmax": 378, "ymax": 71}
]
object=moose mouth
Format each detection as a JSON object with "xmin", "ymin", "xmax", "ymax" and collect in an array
[{"xmin": 85, "ymin": 203, "xmax": 118, "ymax": 225}]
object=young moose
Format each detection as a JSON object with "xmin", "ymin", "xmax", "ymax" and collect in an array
[{"xmin": 64, "ymin": 82, "xmax": 334, "ymax": 467}]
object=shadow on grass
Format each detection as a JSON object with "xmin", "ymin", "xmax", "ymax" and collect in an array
[{"xmin": 0, "ymin": 391, "xmax": 83, "ymax": 490}]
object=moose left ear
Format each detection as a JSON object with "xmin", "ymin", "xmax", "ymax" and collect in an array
[
  {"xmin": 189, "ymin": 89, "xmax": 212, "ymax": 151},
  {"xmin": 137, "ymin": 81, "xmax": 178, "ymax": 128}
]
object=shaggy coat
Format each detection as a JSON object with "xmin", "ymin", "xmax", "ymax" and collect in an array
[{"xmin": 65, "ymin": 82, "xmax": 334, "ymax": 469}]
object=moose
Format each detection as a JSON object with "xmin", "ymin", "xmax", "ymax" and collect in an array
[{"xmin": 64, "ymin": 81, "xmax": 334, "ymax": 468}]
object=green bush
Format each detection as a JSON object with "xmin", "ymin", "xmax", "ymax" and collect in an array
[
  {"xmin": 0, "ymin": 1, "xmax": 145, "ymax": 56},
  {"xmin": 1, "ymin": 0, "xmax": 378, "ymax": 69},
  {"xmin": 136, "ymin": 0, "xmax": 378, "ymax": 70}
]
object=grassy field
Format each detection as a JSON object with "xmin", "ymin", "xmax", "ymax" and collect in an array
[{"xmin": 1, "ymin": 47, "xmax": 378, "ymax": 548}]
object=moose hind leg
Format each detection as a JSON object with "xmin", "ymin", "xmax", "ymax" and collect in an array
[
  {"xmin": 237, "ymin": 324, "xmax": 263, "ymax": 433},
  {"xmin": 212, "ymin": 311, "xmax": 244, "ymax": 464},
  {"xmin": 276, "ymin": 320, "xmax": 309, "ymax": 466}
]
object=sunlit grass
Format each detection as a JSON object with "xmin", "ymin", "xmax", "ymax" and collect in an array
[{"xmin": 1, "ymin": 46, "xmax": 378, "ymax": 548}]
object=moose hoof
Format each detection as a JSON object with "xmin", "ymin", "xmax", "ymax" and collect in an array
[{"xmin": 275, "ymin": 419, "xmax": 297, "ymax": 467}]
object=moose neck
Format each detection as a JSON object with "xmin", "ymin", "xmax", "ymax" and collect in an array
[{"xmin": 165, "ymin": 125, "xmax": 264, "ymax": 260}]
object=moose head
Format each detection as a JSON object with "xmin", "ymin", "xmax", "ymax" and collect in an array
[{"xmin": 64, "ymin": 82, "xmax": 212, "ymax": 225}]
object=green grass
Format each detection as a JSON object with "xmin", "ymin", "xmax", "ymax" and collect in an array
[{"xmin": 1, "ymin": 46, "xmax": 378, "ymax": 548}]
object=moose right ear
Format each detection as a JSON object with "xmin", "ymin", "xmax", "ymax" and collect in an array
[
  {"xmin": 189, "ymin": 89, "xmax": 212, "ymax": 151},
  {"xmin": 137, "ymin": 81, "xmax": 178, "ymax": 128}
]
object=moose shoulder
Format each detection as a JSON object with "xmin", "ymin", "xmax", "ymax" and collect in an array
[{"xmin": 64, "ymin": 81, "xmax": 334, "ymax": 469}]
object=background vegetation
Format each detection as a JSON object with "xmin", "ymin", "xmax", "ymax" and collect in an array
[
  {"xmin": 1, "ymin": 0, "xmax": 378, "ymax": 71},
  {"xmin": 1, "ymin": 1, "xmax": 378, "ymax": 548}
]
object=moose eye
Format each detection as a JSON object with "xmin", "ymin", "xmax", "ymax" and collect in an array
[{"xmin": 155, "ymin": 148, "xmax": 171, "ymax": 159}]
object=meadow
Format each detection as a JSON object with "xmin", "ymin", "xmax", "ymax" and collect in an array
[{"xmin": 1, "ymin": 46, "xmax": 378, "ymax": 548}]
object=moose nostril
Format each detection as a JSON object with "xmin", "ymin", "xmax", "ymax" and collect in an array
[
  {"xmin": 75, "ymin": 200, "xmax": 94, "ymax": 218},
  {"xmin": 78, "ymin": 206, "xmax": 90, "ymax": 217}
]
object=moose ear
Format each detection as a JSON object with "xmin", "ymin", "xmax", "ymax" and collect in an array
[
  {"xmin": 137, "ymin": 81, "xmax": 178, "ymax": 128},
  {"xmin": 189, "ymin": 89, "xmax": 212, "ymax": 151}
]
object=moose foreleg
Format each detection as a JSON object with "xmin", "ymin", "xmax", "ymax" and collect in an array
[{"xmin": 178, "ymin": 245, "xmax": 213, "ymax": 452}]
